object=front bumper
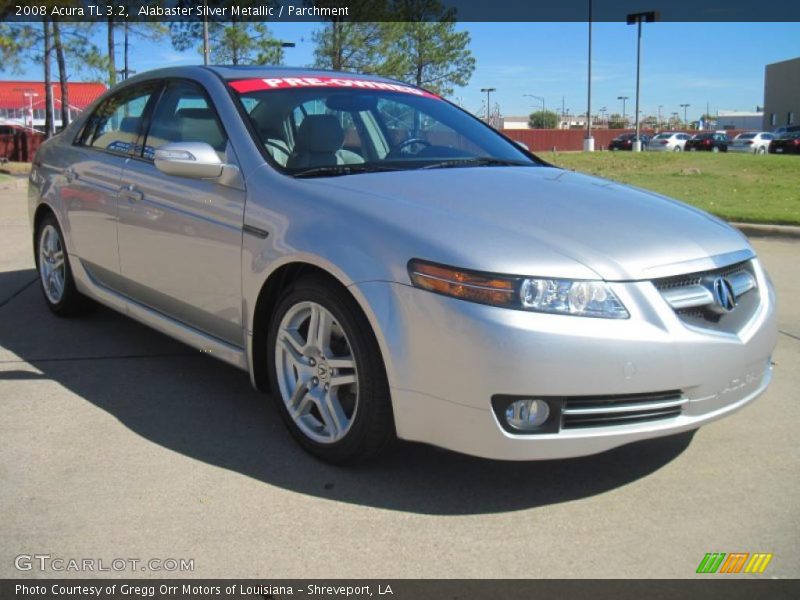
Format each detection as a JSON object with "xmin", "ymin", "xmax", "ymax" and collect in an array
[{"xmin": 353, "ymin": 259, "xmax": 777, "ymax": 460}]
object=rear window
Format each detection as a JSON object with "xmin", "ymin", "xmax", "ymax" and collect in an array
[
  {"xmin": 653, "ymin": 133, "xmax": 671, "ymax": 140},
  {"xmin": 738, "ymin": 134, "xmax": 756, "ymax": 140}
]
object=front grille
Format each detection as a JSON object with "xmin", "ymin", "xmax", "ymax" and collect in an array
[
  {"xmin": 654, "ymin": 260, "xmax": 750, "ymax": 291},
  {"xmin": 561, "ymin": 390, "xmax": 684, "ymax": 429},
  {"xmin": 653, "ymin": 260, "xmax": 759, "ymax": 333}
]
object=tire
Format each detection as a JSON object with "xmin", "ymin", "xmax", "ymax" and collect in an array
[
  {"xmin": 757, "ymin": 146, "xmax": 766, "ymax": 155},
  {"xmin": 34, "ymin": 213, "xmax": 92, "ymax": 317},
  {"xmin": 266, "ymin": 275, "xmax": 395, "ymax": 464},
  {"xmin": 674, "ymin": 146, "xmax": 682, "ymax": 152}
]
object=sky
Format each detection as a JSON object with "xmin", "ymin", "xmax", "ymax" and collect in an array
[{"xmin": 3, "ymin": 21, "xmax": 799, "ymax": 121}]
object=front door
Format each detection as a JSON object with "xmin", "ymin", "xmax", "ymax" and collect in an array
[
  {"xmin": 63, "ymin": 82, "xmax": 160, "ymax": 290},
  {"xmin": 117, "ymin": 79, "xmax": 246, "ymax": 347}
]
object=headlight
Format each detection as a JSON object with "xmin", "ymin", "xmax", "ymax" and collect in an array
[{"xmin": 408, "ymin": 259, "xmax": 629, "ymax": 319}]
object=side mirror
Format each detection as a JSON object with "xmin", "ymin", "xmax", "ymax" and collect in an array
[
  {"xmin": 154, "ymin": 142, "xmax": 223, "ymax": 179},
  {"xmin": 515, "ymin": 140, "xmax": 529, "ymax": 151}
]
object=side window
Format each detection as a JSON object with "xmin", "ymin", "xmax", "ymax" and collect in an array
[
  {"xmin": 77, "ymin": 83, "xmax": 159, "ymax": 155},
  {"xmin": 142, "ymin": 80, "xmax": 227, "ymax": 160}
]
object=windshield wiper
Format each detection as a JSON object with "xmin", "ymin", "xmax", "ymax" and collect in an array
[
  {"xmin": 420, "ymin": 157, "xmax": 534, "ymax": 170},
  {"xmin": 291, "ymin": 164, "xmax": 401, "ymax": 178}
]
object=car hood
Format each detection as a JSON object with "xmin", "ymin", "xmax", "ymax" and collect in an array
[{"xmin": 304, "ymin": 166, "xmax": 752, "ymax": 281}]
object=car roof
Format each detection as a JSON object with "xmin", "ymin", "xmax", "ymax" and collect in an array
[{"xmin": 207, "ymin": 65, "xmax": 408, "ymax": 86}]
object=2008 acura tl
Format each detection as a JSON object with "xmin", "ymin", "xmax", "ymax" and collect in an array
[{"xmin": 29, "ymin": 67, "xmax": 777, "ymax": 463}]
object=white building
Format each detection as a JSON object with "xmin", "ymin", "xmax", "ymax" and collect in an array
[
  {"xmin": 715, "ymin": 110, "xmax": 764, "ymax": 131},
  {"xmin": 501, "ymin": 116, "xmax": 529, "ymax": 129}
]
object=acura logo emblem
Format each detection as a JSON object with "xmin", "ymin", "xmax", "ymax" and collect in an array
[{"xmin": 712, "ymin": 277, "xmax": 736, "ymax": 312}]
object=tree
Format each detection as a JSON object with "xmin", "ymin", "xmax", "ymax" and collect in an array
[
  {"xmin": 375, "ymin": 1, "xmax": 475, "ymax": 96},
  {"xmin": 313, "ymin": 22, "xmax": 386, "ymax": 72},
  {"xmin": 607, "ymin": 113, "xmax": 626, "ymax": 129},
  {"xmin": 311, "ymin": 0, "xmax": 390, "ymax": 72},
  {"xmin": 208, "ymin": 22, "xmax": 285, "ymax": 66},
  {"xmin": 528, "ymin": 110, "xmax": 559, "ymax": 129}
]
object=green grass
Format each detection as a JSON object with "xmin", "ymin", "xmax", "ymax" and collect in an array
[{"xmin": 547, "ymin": 152, "xmax": 800, "ymax": 225}]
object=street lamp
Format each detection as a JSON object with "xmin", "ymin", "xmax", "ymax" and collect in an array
[
  {"xmin": 21, "ymin": 91, "xmax": 39, "ymax": 129},
  {"xmin": 585, "ymin": 0, "xmax": 594, "ymax": 151},
  {"xmin": 480, "ymin": 88, "xmax": 496, "ymax": 124},
  {"xmin": 523, "ymin": 94, "xmax": 545, "ymax": 128},
  {"xmin": 658, "ymin": 104, "xmax": 663, "ymax": 129},
  {"xmin": 617, "ymin": 96, "xmax": 629, "ymax": 127},
  {"xmin": 680, "ymin": 103, "xmax": 690, "ymax": 127},
  {"xmin": 627, "ymin": 11, "xmax": 658, "ymax": 151}
]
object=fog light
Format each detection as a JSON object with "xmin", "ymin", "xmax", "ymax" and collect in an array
[{"xmin": 505, "ymin": 399, "xmax": 550, "ymax": 431}]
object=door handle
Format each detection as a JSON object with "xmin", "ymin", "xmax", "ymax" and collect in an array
[
  {"xmin": 64, "ymin": 167, "xmax": 78, "ymax": 182},
  {"xmin": 119, "ymin": 184, "xmax": 143, "ymax": 203}
]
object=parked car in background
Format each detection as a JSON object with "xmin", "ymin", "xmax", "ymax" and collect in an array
[
  {"xmin": 685, "ymin": 132, "xmax": 729, "ymax": 152},
  {"xmin": 728, "ymin": 132, "xmax": 774, "ymax": 155},
  {"xmin": 608, "ymin": 132, "xmax": 651, "ymax": 151},
  {"xmin": 28, "ymin": 66, "xmax": 777, "ymax": 463},
  {"xmin": 772, "ymin": 125, "xmax": 800, "ymax": 136},
  {"xmin": 768, "ymin": 131, "xmax": 800, "ymax": 154},
  {"xmin": 647, "ymin": 132, "xmax": 691, "ymax": 152}
]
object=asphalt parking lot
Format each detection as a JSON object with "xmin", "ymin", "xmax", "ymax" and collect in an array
[{"xmin": 1, "ymin": 179, "xmax": 798, "ymax": 579}]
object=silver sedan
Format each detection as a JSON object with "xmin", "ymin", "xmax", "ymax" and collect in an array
[
  {"xmin": 647, "ymin": 132, "xmax": 691, "ymax": 152},
  {"xmin": 28, "ymin": 67, "xmax": 777, "ymax": 463},
  {"xmin": 729, "ymin": 132, "xmax": 775, "ymax": 154}
]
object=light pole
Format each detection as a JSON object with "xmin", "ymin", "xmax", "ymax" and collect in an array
[
  {"xmin": 523, "ymin": 94, "xmax": 545, "ymax": 128},
  {"xmin": 22, "ymin": 91, "xmax": 39, "ymax": 129},
  {"xmin": 481, "ymin": 88, "xmax": 496, "ymax": 125},
  {"xmin": 680, "ymin": 103, "xmax": 690, "ymax": 127},
  {"xmin": 584, "ymin": 0, "xmax": 594, "ymax": 151},
  {"xmin": 658, "ymin": 105, "xmax": 663, "ymax": 130},
  {"xmin": 617, "ymin": 96, "xmax": 629, "ymax": 127},
  {"xmin": 627, "ymin": 11, "xmax": 658, "ymax": 151}
]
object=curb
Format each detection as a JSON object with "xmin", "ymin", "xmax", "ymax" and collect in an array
[{"xmin": 731, "ymin": 222, "xmax": 800, "ymax": 240}]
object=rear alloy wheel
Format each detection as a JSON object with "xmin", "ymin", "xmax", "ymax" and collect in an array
[
  {"xmin": 267, "ymin": 276, "xmax": 394, "ymax": 463},
  {"xmin": 35, "ymin": 214, "xmax": 91, "ymax": 316},
  {"xmin": 674, "ymin": 146, "xmax": 682, "ymax": 152},
  {"xmin": 757, "ymin": 146, "xmax": 766, "ymax": 155}
]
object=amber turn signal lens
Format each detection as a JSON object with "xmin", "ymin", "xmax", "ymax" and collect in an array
[{"xmin": 408, "ymin": 260, "xmax": 516, "ymax": 306}]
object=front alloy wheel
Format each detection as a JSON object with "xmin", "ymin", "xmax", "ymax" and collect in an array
[
  {"xmin": 274, "ymin": 301, "xmax": 359, "ymax": 444},
  {"xmin": 267, "ymin": 276, "xmax": 394, "ymax": 463}
]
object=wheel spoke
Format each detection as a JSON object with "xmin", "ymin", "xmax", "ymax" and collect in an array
[
  {"xmin": 313, "ymin": 388, "xmax": 349, "ymax": 438},
  {"xmin": 278, "ymin": 331, "xmax": 306, "ymax": 367},
  {"xmin": 307, "ymin": 303, "xmax": 333, "ymax": 351},
  {"xmin": 330, "ymin": 372, "xmax": 357, "ymax": 387},
  {"xmin": 286, "ymin": 379, "xmax": 312, "ymax": 418},
  {"xmin": 327, "ymin": 356, "xmax": 355, "ymax": 370}
]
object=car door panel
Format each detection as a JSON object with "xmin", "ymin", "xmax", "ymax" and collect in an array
[
  {"xmin": 62, "ymin": 83, "xmax": 159, "ymax": 291},
  {"xmin": 116, "ymin": 80, "xmax": 246, "ymax": 347}
]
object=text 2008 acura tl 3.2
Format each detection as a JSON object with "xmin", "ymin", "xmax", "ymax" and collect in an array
[{"xmin": 29, "ymin": 67, "xmax": 777, "ymax": 463}]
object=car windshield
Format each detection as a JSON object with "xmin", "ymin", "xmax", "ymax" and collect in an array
[
  {"xmin": 229, "ymin": 77, "xmax": 539, "ymax": 176},
  {"xmin": 692, "ymin": 133, "xmax": 714, "ymax": 139},
  {"xmin": 614, "ymin": 134, "xmax": 635, "ymax": 140}
]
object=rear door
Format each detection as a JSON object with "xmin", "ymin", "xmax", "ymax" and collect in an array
[
  {"xmin": 63, "ymin": 82, "xmax": 160, "ymax": 290},
  {"xmin": 116, "ymin": 79, "xmax": 246, "ymax": 347}
]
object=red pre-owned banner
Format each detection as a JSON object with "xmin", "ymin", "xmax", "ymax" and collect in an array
[{"xmin": 228, "ymin": 76, "xmax": 440, "ymax": 98}]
